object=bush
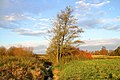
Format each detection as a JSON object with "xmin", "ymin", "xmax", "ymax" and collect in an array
[
  {"xmin": 0, "ymin": 56, "xmax": 47, "ymax": 80},
  {"xmin": 110, "ymin": 46, "xmax": 120, "ymax": 56},
  {"xmin": 60, "ymin": 46, "xmax": 92, "ymax": 64},
  {"xmin": 5, "ymin": 46, "xmax": 34, "ymax": 57},
  {"xmin": 0, "ymin": 46, "xmax": 6, "ymax": 56}
]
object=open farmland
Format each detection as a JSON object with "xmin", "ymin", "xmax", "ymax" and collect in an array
[{"xmin": 58, "ymin": 59, "xmax": 120, "ymax": 80}]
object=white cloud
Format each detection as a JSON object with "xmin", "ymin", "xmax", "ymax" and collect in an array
[
  {"xmin": 17, "ymin": 40, "xmax": 49, "ymax": 47},
  {"xmin": 5, "ymin": 40, "xmax": 49, "ymax": 53},
  {"xmin": 82, "ymin": 38, "xmax": 120, "ymax": 46},
  {"xmin": 78, "ymin": 17, "xmax": 120, "ymax": 29},
  {"xmin": 75, "ymin": 0, "xmax": 114, "ymax": 30},
  {"xmin": 83, "ymin": 38, "xmax": 120, "ymax": 46},
  {"xmin": 0, "ymin": 13, "xmax": 50, "ymax": 36},
  {"xmin": 12, "ymin": 28, "xmax": 47, "ymax": 36},
  {"xmin": 25, "ymin": 16, "xmax": 36, "ymax": 21},
  {"xmin": 39, "ymin": 18, "xmax": 50, "ymax": 22},
  {"xmin": 91, "ymin": 1, "xmax": 110, "ymax": 7},
  {"xmin": 78, "ymin": 18, "xmax": 105, "ymax": 28},
  {"xmin": 99, "ymin": 17, "xmax": 120, "ymax": 23},
  {"xmin": 34, "ymin": 22, "xmax": 50, "ymax": 29},
  {"xmin": 110, "ymin": 16, "xmax": 120, "ymax": 22},
  {"xmin": 3, "ymin": 14, "xmax": 37, "ymax": 21},
  {"xmin": 103, "ymin": 25, "xmax": 120, "ymax": 31},
  {"xmin": 81, "ymin": 38, "xmax": 120, "ymax": 51},
  {"xmin": 76, "ymin": 0, "xmax": 110, "ymax": 11},
  {"xmin": 4, "ymin": 15, "xmax": 16, "ymax": 21}
]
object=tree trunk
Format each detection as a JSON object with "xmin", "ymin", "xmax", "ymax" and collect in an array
[{"xmin": 57, "ymin": 43, "xmax": 60, "ymax": 65}]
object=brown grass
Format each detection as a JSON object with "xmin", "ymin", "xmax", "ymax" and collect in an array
[{"xmin": 92, "ymin": 55, "xmax": 120, "ymax": 59}]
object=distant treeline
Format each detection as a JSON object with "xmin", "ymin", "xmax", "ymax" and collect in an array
[
  {"xmin": 0, "ymin": 46, "xmax": 34, "ymax": 57},
  {"xmin": 90, "ymin": 46, "xmax": 120, "ymax": 56}
]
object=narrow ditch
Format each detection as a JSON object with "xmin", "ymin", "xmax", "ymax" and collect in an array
[{"xmin": 43, "ymin": 62, "xmax": 53, "ymax": 80}]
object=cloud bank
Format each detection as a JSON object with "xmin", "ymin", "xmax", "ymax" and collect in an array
[
  {"xmin": 81, "ymin": 38, "xmax": 120, "ymax": 51},
  {"xmin": 0, "ymin": 13, "xmax": 50, "ymax": 36},
  {"xmin": 75, "ymin": 0, "xmax": 120, "ymax": 31},
  {"xmin": 4, "ymin": 38, "xmax": 120, "ymax": 53}
]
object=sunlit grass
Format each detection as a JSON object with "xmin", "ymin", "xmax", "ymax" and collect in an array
[
  {"xmin": 92, "ymin": 55, "xmax": 120, "ymax": 59},
  {"xmin": 58, "ymin": 59, "xmax": 120, "ymax": 80}
]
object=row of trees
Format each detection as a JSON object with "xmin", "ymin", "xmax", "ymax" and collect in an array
[
  {"xmin": 91, "ymin": 46, "xmax": 109, "ymax": 55},
  {"xmin": 91, "ymin": 46, "xmax": 120, "ymax": 56},
  {"xmin": 0, "ymin": 46, "xmax": 34, "ymax": 57}
]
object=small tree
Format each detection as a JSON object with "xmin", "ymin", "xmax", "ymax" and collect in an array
[
  {"xmin": 47, "ymin": 6, "xmax": 84, "ymax": 65},
  {"xmin": 100, "ymin": 46, "xmax": 108, "ymax": 55},
  {"xmin": 110, "ymin": 46, "xmax": 120, "ymax": 56}
]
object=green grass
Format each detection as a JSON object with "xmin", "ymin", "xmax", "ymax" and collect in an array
[{"xmin": 58, "ymin": 59, "xmax": 120, "ymax": 80}]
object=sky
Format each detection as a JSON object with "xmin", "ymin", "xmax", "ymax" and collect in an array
[{"xmin": 0, "ymin": 0, "xmax": 120, "ymax": 53}]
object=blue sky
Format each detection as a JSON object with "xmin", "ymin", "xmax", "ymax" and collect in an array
[{"xmin": 0, "ymin": 0, "xmax": 120, "ymax": 53}]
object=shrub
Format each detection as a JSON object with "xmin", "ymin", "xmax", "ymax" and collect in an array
[
  {"xmin": 0, "ymin": 56, "xmax": 47, "ymax": 80},
  {"xmin": 0, "ymin": 46, "xmax": 6, "ymax": 56},
  {"xmin": 60, "ymin": 46, "xmax": 92, "ymax": 64},
  {"xmin": 6, "ymin": 46, "xmax": 34, "ymax": 57}
]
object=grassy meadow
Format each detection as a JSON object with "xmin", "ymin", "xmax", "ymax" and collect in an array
[{"xmin": 58, "ymin": 59, "xmax": 120, "ymax": 80}]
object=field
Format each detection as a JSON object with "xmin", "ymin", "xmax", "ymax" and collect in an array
[
  {"xmin": 1, "ymin": 55, "xmax": 120, "ymax": 80},
  {"xmin": 58, "ymin": 59, "xmax": 120, "ymax": 80},
  {"xmin": 92, "ymin": 55, "xmax": 120, "ymax": 59}
]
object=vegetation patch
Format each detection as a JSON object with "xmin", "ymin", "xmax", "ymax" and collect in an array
[
  {"xmin": 58, "ymin": 59, "xmax": 120, "ymax": 80},
  {"xmin": 0, "ymin": 56, "xmax": 47, "ymax": 80}
]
